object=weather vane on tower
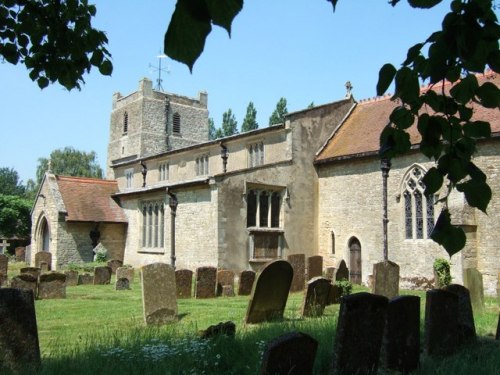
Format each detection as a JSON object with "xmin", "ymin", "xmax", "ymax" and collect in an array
[{"xmin": 149, "ymin": 53, "xmax": 170, "ymax": 91}]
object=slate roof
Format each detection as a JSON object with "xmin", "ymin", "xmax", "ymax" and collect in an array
[
  {"xmin": 315, "ymin": 71, "xmax": 500, "ymax": 164},
  {"xmin": 55, "ymin": 176, "xmax": 127, "ymax": 223}
]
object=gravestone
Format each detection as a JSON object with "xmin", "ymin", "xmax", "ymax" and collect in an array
[
  {"xmin": 15, "ymin": 246, "xmax": 26, "ymax": 262},
  {"xmin": 107, "ymin": 259, "xmax": 123, "ymax": 274},
  {"xmin": 301, "ymin": 277, "xmax": 331, "ymax": 317},
  {"xmin": 327, "ymin": 283, "xmax": 342, "ymax": 305},
  {"xmin": 115, "ymin": 277, "xmax": 130, "ymax": 290},
  {"xmin": 216, "ymin": 269, "xmax": 235, "ymax": 296},
  {"xmin": 287, "ymin": 254, "xmax": 306, "ymax": 292},
  {"xmin": 38, "ymin": 272, "xmax": 67, "ymax": 299},
  {"xmin": 78, "ymin": 273, "xmax": 94, "ymax": 285},
  {"xmin": 238, "ymin": 270, "xmax": 256, "ymax": 296},
  {"xmin": 325, "ymin": 266, "xmax": 336, "ymax": 281},
  {"xmin": 463, "ymin": 268, "xmax": 485, "ymax": 312},
  {"xmin": 0, "ymin": 289, "xmax": 41, "ymax": 372},
  {"xmin": 424, "ymin": 289, "xmax": 459, "ymax": 356},
  {"xmin": 64, "ymin": 270, "xmax": 79, "ymax": 286},
  {"xmin": 40, "ymin": 261, "xmax": 49, "ymax": 273},
  {"xmin": 195, "ymin": 266, "xmax": 217, "ymax": 298},
  {"xmin": 199, "ymin": 321, "xmax": 236, "ymax": 339},
  {"xmin": 335, "ymin": 259, "xmax": 349, "ymax": 282},
  {"xmin": 383, "ymin": 295, "xmax": 420, "ymax": 373},
  {"xmin": 0, "ymin": 272, "xmax": 7, "ymax": 287},
  {"xmin": 307, "ymin": 255, "xmax": 323, "ymax": 280},
  {"xmin": 260, "ymin": 332, "xmax": 318, "ymax": 375},
  {"xmin": 245, "ymin": 260, "xmax": 293, "ymax": 324},
  {"xmin": 443, "ymin": 284, "xmax": 477, "ymax": 345},
  {"xmin": 175, "ymin": 269, "xmax": 193, "ymax": 298},
  {"xmin": 141, "ymin": 263, "xmax": 177, "ymax": 325},
  {"xmin": 10, "ymin": 274, "xmax": 37, "ymax": 296},
  {"xmin": 20, "ymin": 267, "xmax": 41, "ymax": 279},
  {"xmin": 496, "ymin": 313, "xmax": 500, "ymax": 340},
  {"xmin": 372, "ymin": 260, "xmax": 400, "ymax": 300},
  {"xmin": 333, "ymin": 292, "xmax": 389, "ymax": 375},
  {"xmin": 222, "ymin": 285, "xmax": 234, "ymax": 297},
  {"xmin": 0, "ymin": 253, "xmax": 8, "ymax": 275},
  {"xmin": 34, "ymin": 251, "xmax": 52, "ymax": 270},
  {"xmin": 116, "ymin": 267, "xmax": 134, "ymax": 284},
  {"xmin": 497, "ymin": 270, "xmax": 500, "ymax": 304},
  {"xmin": 94, "ymin": 266, "xmax": 112, "ymax": 285}
]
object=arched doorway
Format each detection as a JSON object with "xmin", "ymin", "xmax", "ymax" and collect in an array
[
  {"xmin": 39, "ymin": 217, "xmax": 50, "ymax": 252},
  {"xmin": 349, "ymin": 237, "xmax": 361, "ymax": 284}
]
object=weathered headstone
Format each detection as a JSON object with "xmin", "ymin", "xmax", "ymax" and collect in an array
[
  {"xmin": 0, "ymin": 289, "xmax": 41, "ymax": 372},
  {"xmin": 77, "ymin": 273, "xmax": 94, "ymax": 285},
  {"xmin": 372, "ymin": 260, "xmax": 400, "ymax": 300},
  {"xmin": 287, "ymin": 254, "xmax": 306, "ymax": 292},
  {"xmin": 116, "ymin": 267, "xmax": 134, "ymax": 284},
  {"xmin": 325, "ymin": 266, "xmax": 336, "ymax": 281},
  {"xmin": 307, "ymin": 255, "xmax": 323, "ymax": 280},
  {"xmin": 383, "ymin": 295, "xmax": 420, "ymax": 373},
  {"xmin": 40, "ymin": 261, "xmax": 49, "ymax": 273},
  {"xmin": 34, "ymin": 251, "xmax": 52, "ymax": 270},
  {"xmin": 443, "ymin": 284, "xmax": 477, "ymax": 345},
  {"xmin": 64, "ymin": 270, "xmax": 79, "ymax": 286},
  {"xmin": 10, "ymin": 274, "xmax": 37, "ymax": 296},
  {"xmin": 175, "ymin": 269, "xmax": 193, "ymax": 298},
  {"xmin": 333, "ymin": 292, "xmax": 389, "ymax": 375},
  {"xmin": 94, "ymin": 266, "xmax": 112, "ymax": 285},
  {"xmin": 141, "ymin": 263, "xmax": 177, "ymax": 325},
  {"xmin": 463, "ymin": 268, "xmax": 484, "ymax": 312},
  {"xmin": 199, "ymin": 321, "xmax": 236, "ymax": 339},
  {"xmin": 0, "ymin": 272, "xmax": 7, "ymax": 287},
  {"xmin": 327, "ymin": 283, "xmax": 342, "ymax": 305},
  {"xmin": 20, "ymin": 267, "xmax": 41, "ymax": 279},
  {"xmin": 15, "ymin": 246, "xmax": 26, "ymax": 262},
  {"xmin": 260, "ymin": 332, "xmax": 318, "ymax": 375},
  {"xmin": 195, "ymin": 266, "xmax": 217, "ymax": 298},
  {"xmin": 115, "ymin": 277, "xmax": 130, "ymax": 290},
  {"xmin": 301, "ymin": 277, "xmax": 331, "ymax": 317},
  {"xmin": 216, "ymin": 269, "xmax": 235, "ymax": 296},
  {"xmin": 424, "ymin": 289, "xmax": 459, "ymax": 356},
  {"xmin": 496, "ymin": 313, "xmax": 500, "ymax": 341},
  {"xmin": 335, "ymin": 259, "xmax": 349, "ymax": 282},
  {"xmin": 107, "ymin": 259, "xmax": 123, "ymax": 274},
  {"xmin": 0, "ymin": 253, "xmax": 8, "ymax": 275},
  {"xmin": 38, "ymin": 272, "xmax": 67, "ymax": 299},
  {"xmin": 245, "ymin": 260, "xmax": 293, "ymax": 324},
  {"xmin": 238, "ymin": 270, "xmax": 256, "ymax": 296}
]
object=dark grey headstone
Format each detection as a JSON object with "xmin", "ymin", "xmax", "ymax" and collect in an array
[
  {"xmin": 238, "ymin": 270, "xmax": 256, "ymax": 296},
  {"xmin": 245, "ymin": 260, "xmax": 293, "ymax": 324},
  {"xmin": 0, "ymin": 254, "xmax": 8, "ymax": 275},
  {"xmin": 77, "ymin": 273, "xmax": 94, "ymax": 285},
  {"xmin": 443, "ymin": 284, "xmax": 477, "ymax": 345},
  {"xmin": 195, "ymin": 266, "xmax": 217, "ymax": 298},
  {"xmin": 141, "ymin": 263, "xmax": 177, "ymax": 325},
  {"xmin": 10, "ymin": 274, "xmax": 37, "ymax": 296},
  {"xmin": 463, "ymin": 268, "xmax": 484, "ymax": 312},
  {"xmin": 93, "ymin": 266, "xmax": 112, "ymax": 285},
  {"xmin": 307, "ymin": 255, "xmax": 323, "ymax": 280},
  {"xmin": 199, "ymin": 321, "xmax": 236, "ymax": 339},
  {"xmin": 20, "ymin": 267, "xmax": 41, "ymax": 279},
  {"xmin": 301, "ymin": 277, "xmax": 331, "ymax": 317},
  {"xmin": 107, "ymin": 259, "xmax": 123, "ymax": 274},
  {"xmin": 383, "ymin": 295, "xmax": 420, "ymax": 373},
  {"xmin": 333, "ymin": 292, "xmax": 389, "ymax": 375},
  {"xmin": 64, "ymin": 270, "xmax": 79, "ymax": 286},
  {"xmin": 287, "ymin": 254, "xmax": 305, "ymax": 292},
  {"xmin": 327, "ymin": 284, "xmax": 342, "ymax": 305},
  {"xmin": 335, "ymin": 259, "xmax": 349, "ymax": 282},
  {"xmin": 0, "ymin": 288, "xmax": 41, "ymax": 372},
  {"xmin": 496, "ymin": 313, "xmax": 500, "ymax": 341},
  {"xmin": 115, "ymin": 277, "xmax": 130, "ymax": 290},
  {"xmin": 175, "ymin": 269, "xmax": 193, "ymax": 298},
  {"xmin": 216, "ymin": 269, "xmax": 235, "ymax": 296},
  {"xmin": 38, "ymin": 272, "xmax": 66, "ymax": 299},
  {"xmin": 424, "ymin": 289, "xmax": 459, "ymax": 356},
  {"xmin": 116, "ymin": 267, "xmax": 134, "ymax": 284},
  {"xmin": 260, "ymin": 332, "xmax": 318, "ymax": 375},
  {"xmin": 372, "ymin": 260, "xmax": 400, "ymax": 300},
  {"xmin": 34, "ymin": 251, "xmax": 52, "ymax": 270}
]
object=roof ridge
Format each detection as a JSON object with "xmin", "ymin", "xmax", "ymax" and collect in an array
[{"xmin": 56, "ymin": 175, "xmax": 117, "ymax": 184}]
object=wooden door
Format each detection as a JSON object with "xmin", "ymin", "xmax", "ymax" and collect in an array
[{"xmin": 349, "ymin": 238, "xmax": 361, "ymax": 284}]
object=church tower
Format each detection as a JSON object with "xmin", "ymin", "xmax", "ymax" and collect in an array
[{"xmin": 106, "ymin": 78, "xmax": 209, "ymax": 178}]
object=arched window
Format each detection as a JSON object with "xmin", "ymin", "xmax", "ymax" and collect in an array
[
  {"xmin": 123, "ymin": 111, "xmax": 128, "ymax": 134},
  {"xmin": 173, "ymin": 112, "xmax": 181, "ymax": 134},
  {"xmin": 402, "ymin": 165, "xmax": 435, "ymax": 239}
]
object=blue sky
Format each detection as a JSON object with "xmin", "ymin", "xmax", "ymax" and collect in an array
[{"xmin": 1, "ymin": 0, "xmax": 455, "ymax": 183}]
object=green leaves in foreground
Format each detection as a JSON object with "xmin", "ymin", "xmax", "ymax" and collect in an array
[{"xmin": 431, "ymin": 209, "xmax": 465, "ymax": 257}]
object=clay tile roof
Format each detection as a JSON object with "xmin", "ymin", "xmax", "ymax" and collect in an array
[
  {"xmin": 316, "ymin": 71, "xmax": 500, "ymax": 163},
  {"xmin": 56, "ymin": 176, "xmax": 128, "ymax": 223}
]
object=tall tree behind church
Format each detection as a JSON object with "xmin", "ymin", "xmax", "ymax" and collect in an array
[
  {"xmin": 36, "ymin": 147, "xmax": 103, "ymax": 185},
  {"xmin": 221, "ymin": 109, "xmax": 239, "ymax": 137},
  {"xmin": 241, "ymin": 102, "xmax": 259, "ymax": 132},
  {"xmin": 269, "ymin": 98, "xmax": 288, "ymax": 126}
]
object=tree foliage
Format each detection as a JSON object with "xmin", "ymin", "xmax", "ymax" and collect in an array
[
  {"xmin": 0, "ymin": 0, "xmax": 112, "ymax": 90},
  {"xmin": 36, "ymin": 146, "xmax": 103, "ymax": 185},
  {"xmin": 0, "ymin": 194, "xmax": 31, "ymax": 238},
  {"xmin": 0, "ymin": 167, "xmax": 26, "ymax": 196},
  {"xmin": 269, "ymin": 97, "xmax": 288, "ymax": 126},
  {"xmin": 241, "ymin": 101, "xmax": 259, "ymax": 132},
  {"xmin": 208, "ymin": 117, "xmax": 217, "ymax": 140},
  {"xmin": 221, "ymin": 108, "xmax": 239, "ymax": 137}
]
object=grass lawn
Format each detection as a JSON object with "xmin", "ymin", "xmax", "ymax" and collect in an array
[{"xmin": 5, "ymin": 262, "xmax": 500, "ymax": 374}]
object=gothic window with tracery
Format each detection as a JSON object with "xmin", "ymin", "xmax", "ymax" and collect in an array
[
  {"xmin": 402, "ymin": 165, "xmax": 435, "ymax": 239},
  {"xmin": 159, "ymin": 162, "xmax": 169, "ymax": 181},
  {"xmin": 246, "ymin": 188, "xmax": 282, "ymax": 228},
  {"xmin": 141, "ymin": 201, "xmax": 165, "ymax": 249}
]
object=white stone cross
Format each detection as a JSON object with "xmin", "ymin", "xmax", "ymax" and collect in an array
[{"xmin": 0, "ymin": 239, "xmax": 11, "ymax": 254}]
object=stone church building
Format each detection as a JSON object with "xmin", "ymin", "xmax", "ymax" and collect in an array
[{"xmin": 30, "ymin": 73, "xmax": 500, "ymax": 295}]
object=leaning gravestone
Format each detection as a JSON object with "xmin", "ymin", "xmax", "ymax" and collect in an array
[
  {"xmin": 107, "ymin": 259, "xmax": 123, "ymax": 274},
  {"xmin": 94, "ymin": 266, "xmax": 112, "ymax": 285},
  {"xmin": 238, "ymin": 270, "xmax": 256, "ymax": 296},
  {"xmin": 216, "ymin": 269, "xmax": 235, "ymax": 296},
  {"xmin": 78, "ymin": 273, "xmax": 94, "ymax": 285},
  {"xmin": 0, "ymin": 289, "xmax": 41, "ymax": 373},
  {"xmin": 195, "ymin": 266, "xmax": 217, "ymax": 298},
  {"xmin": 307, "ymin": 255, "xmax": 323, "ymax": 280},
  {"xmin": 141, "ymin": 263, "xmax": 177, "ymax": 325},
  {"xmin": 35, "ymin": 251, "xmax": 52, "ymax": 270},
  {"xmin": 301, "ymin": 277, "xmax": 331, "ymax": 317},
  {"xmin": 383, "ymin": 295, "xmax": 420, "ymax": 373},
  {"xmin": 287, "ymin": 254, "xmax": 306, "ymax": 292},
  {"xmin": 64, "ymin": 270, "xmax": 79, "ymax": 286},
  {"xmin": 10, "ymin": 274, "xmax": 37, "ymax": 296},
  {"xmin": 15, "ymin": 246, "xmax": 26, "ymax": 262},
  {"xmin": 20, "ymin": 267, "xmax": 41, "ymax": 279},
  {"xmin": 115, "ymin": 277, "xmax": 130, "ymax": 290},
  {"xmin": 443, "ymin": 284, "xmax": 477, "ymax": 345},
  {"xmin": 335, "ymin": 259, "xmax": 349, "ymax": 282},
  {"xmin": 424, "ymin": 289, "xmax": 459, "ymax": 356},
  {"xmin": 260, "ymin": 332, "xmax": 318, "ymax": 375},
  {"xmin": 463, "ymin": 268, "xmax": 484, "ymax": 312},
  {"xmin": 372, "ymin": 260, "xmax": 400, "ymax": 300},
  {"xmin": 38, "ymin": 272, "xmax": 67, "ymax": 299},
  {"xmin": 0, "ymin": 254, "xmax": 8, "ymax": 275},
  {"xmin": 245, "ymin": 260, "xmax": 293, "ymax": 324},
  {"xmin": 175, "ymin": 269, "xmax": 193, "ymax": 298},
  {"xmin": 116, "ymin": 267, "xmax": 134, "ymax": 284},
  {"xmin": 333, "ymin": 292, "xmax": 389, "ymax": 375}
]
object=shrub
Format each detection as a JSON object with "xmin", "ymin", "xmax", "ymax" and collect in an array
[
  {"xmin": 335, "ymin": 279, "xmax": 352, "ymax": 297},
  {"xmin": 433, "ymin": 258, "xmax": 451, "ymax": 287},
  {"xmin": 95, "ymin": 248, "xmax": 107, "ymax": 263}
]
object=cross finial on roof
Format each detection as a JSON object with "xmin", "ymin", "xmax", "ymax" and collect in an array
[{"xmin": 345, "ymin": 81, "xmax": 353, "ymax": 98}]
